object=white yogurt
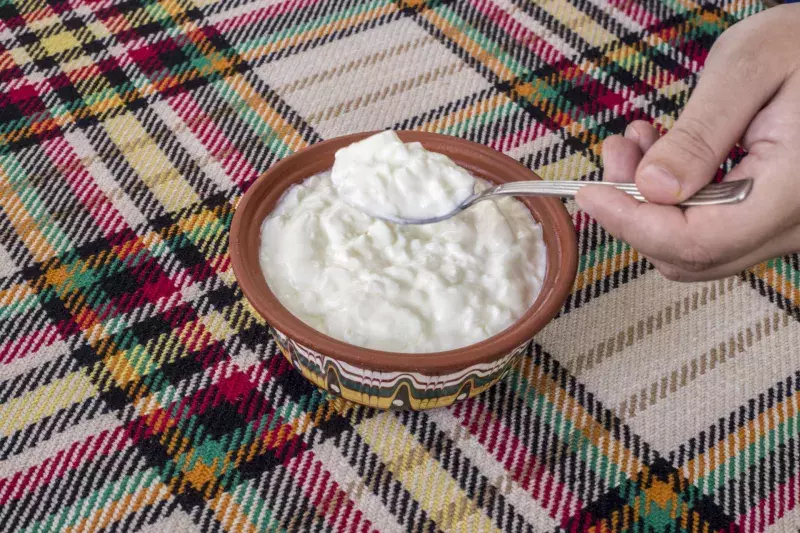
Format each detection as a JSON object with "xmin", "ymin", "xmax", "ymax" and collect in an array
[
  {"xmin": 331, "ymin": 131, "xmax": 476, "ymax": 221},
  {"xmin": 259, "ymin": 171, "xmax": 547, "ymax": 353}
]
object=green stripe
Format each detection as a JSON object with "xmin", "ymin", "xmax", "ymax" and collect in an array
[
  {"xmin": 22, "ymin": 469, "xmax": 163, "ymax": 532},
  {"xmin": 694, "ymin": 404, "xmax": 800, "ymax": 496},
  {"xmin": 439, "ymin": 98, "xmax": 518, "ymax": 138},
  {"xmin": 579, "ymin": 239, "xmax": 631, "ymax": 272},
  {"xmin": 231, "ymin": 477, "xmax": 291, "ymax": 533},
  {"xmin": 431, "ymin": 4, "xmax": 528, "ymax": 76},
  {"xmin": 0, "ymin": 290, "xmax": 40, "ymax": 320},
  {"xmin": 507, "ymin": 364, "xmax": 629, "ymax": 489},
  {"xmin": 0, "ymin": 154, "xmax": 72, "ymax": 255}
]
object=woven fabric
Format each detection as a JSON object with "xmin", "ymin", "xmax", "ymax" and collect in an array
[{"xmin": 1, "ymin": 0, "xmax": 798, "ymax": 531}]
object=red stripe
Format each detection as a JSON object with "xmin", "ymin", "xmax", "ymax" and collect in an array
[
  {"xmin": 468, "ymin": 0, "xmax": 556, "ymax": 59},
  {"xmin": 489, "ymin": 122, "xmax": 549, "ymax": 154},
  {"xmin": 0, "ymin": 425, "xmax": 128, "ymax": 505},
  {"xmin": 42, "ymin": 136, "xmax": 130, "ymax": 238},
  {"xmin": 738, "ymin": 466, "xmax": 800, "ymax": 533},
  {"xmin": 0, "ymin": 323, "xmax": 62, "ymax": 364},
  {"xmin": 453, "ymin": 398, "xmax": 582, "ymax": 520},
  {"xmin": 166, "ymin": 92, "xmax": 260, "ymax": 189},
  {"xmin": 287, "ymin": 450, "xmax": 376, "ymax": 533}
]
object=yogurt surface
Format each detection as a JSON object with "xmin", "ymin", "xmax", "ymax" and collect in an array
[
  {"xmin": 260, "ymin": 163, "xmax": 547, "ymax": 353},
  {"xmin": 331, "ymin": 131, "xmax": 476, "ymax": 221}
]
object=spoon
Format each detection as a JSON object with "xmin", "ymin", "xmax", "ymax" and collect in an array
[{"xmin": 375, "ymin": 178, "xmax": 754, "ymax": 225}]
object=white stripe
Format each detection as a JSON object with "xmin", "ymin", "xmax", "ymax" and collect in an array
[
  {"xmin": 426, "ymin": 408, "xmax": 560, "ymax": 532},
  {"xmin": 312, "ymin": 438, "xmax": 407, "ymax": 533}
]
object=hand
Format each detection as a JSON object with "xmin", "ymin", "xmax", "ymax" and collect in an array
[{"xmin": 575, "ymin": 4, "xmax": 800, "ymax": 282}]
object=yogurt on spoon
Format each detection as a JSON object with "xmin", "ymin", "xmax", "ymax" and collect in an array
[{"xmin": 331, "ymin": 131, "xmax": 476, "ymax": 223}]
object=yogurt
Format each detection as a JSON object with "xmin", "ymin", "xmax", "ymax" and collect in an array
[
  {"xmin": 331, "ymin": 131, "xmax": 476, "ymax": 221},
  {"xmin": 259, "ymin": 163, "xmax": 547, "ymax": 353}
]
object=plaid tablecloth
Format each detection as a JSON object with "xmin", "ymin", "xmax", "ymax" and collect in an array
[{"xmin": 2, "ymin": 0, "xmax": 799, "ymax": 531}]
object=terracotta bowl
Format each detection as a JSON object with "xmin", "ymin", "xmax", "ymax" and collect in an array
[{"xmin": 230, "ymin": 131, "xmax": 577, "ymax": 410}]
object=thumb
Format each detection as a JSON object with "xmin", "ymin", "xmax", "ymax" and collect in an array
[
  {"xmin": 634, "ymin": 116, "xmax": 724, "ymax": 204},
  {"xmin": 635, "ymin": 28, "xmax": 781, "ymax": 204}
]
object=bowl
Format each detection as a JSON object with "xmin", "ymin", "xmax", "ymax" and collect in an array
[{"xmin": 229, "ymin": 131, "xmax": 577, "ymax": 410}]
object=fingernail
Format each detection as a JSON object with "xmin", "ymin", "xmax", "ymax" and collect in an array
[
  {"xmin": 624, "ymin": 125, "xmax": 639, "ymax": 142},
  {"xmin": 640, "ymin": 165, "xmax": 681, "ymax": 197}
]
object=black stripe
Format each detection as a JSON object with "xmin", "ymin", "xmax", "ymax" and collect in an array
[
  {"xmin": 0, "ymin": 395, "xmax": 113, "ymax": 460},
  {"xmin": 333, "ymin": 426, "xmax": 441, "ymax": 532},
  {"xmin": 673, "ymin": 371, "xmax": 800, "ymax": 465},
  {"xmin": 394, "ymin": 409, "xmax": 539, "ymax": 533}
]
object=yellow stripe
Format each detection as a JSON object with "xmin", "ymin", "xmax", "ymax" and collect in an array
[
  {"xmin": 0, "ymin": 371, "xmax": 97, "ymax": 436},
  {"xmin": 542, "ymin": 1, "xmax": 618, "ymax": 48},
  {"xmin": 103, "ymin": 350, "xmax": 142, "ymax": 388},
  {"xmin": 357, "ymin": 415, "xmax": 502, "ymax": 533},
  {"xmin": 0, "ymin": 173, "xmax": 58, "ymax": 262},
  {"xmin": 105, "ymin": 113, "xmax": 200, "ymax": 212},
  {"xmin": 534, "ymin": 151, "xmax": 596, "ymax": 181}
]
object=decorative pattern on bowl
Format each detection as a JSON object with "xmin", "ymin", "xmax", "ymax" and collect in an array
[{"xmin": 270, "ymin": 327, "xmax": 528, "ymax": 410}]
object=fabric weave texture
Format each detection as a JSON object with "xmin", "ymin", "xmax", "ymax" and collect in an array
[{"xmin": 1, "ymin": 0, "xmax": 798, "ymax": 531}]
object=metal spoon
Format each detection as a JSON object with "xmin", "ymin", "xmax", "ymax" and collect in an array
[{"xmin": 375, "ymin": 178, "xmax": 754, "ymax": 225}]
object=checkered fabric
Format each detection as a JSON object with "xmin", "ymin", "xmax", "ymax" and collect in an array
[{"xmin": 1, "ymin": 0, "xmax": 798, "ymax": 531}]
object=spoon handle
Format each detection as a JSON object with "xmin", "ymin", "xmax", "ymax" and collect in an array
[{"xmin": 491, "ymin": 178, "xmax": 753, "ymax": 206}]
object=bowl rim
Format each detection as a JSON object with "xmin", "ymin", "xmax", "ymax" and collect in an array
[{"xmin": 229, "ymin": 131, "xmax": 578, "ymax": 374}]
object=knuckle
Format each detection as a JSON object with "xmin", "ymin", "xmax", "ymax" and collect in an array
[
  {"xmin": 710, "ymin": 19, "xmax": 752, "ymax": 59},
  {"xmin": 709, "ymin": 22, "xmax": 740, "ymax": 55},
  {"xmin": 709, "ymin": 19, "xmax": 770, "ymax": 74},
  {"xmin": 666, "ymin": 116, "xmax": 718, "ymax": 163}
]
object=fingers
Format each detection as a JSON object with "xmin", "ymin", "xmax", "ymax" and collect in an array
[
  {"xmin": 601, "ymin": 122, "xmax": 660, "ymax": 183},
  {"xmin": 575, "ymin": 184, "xmax": 697, "ymax": 265},
  {"xmin": 601, "ymin": 135, "xmax": 642, "ymax": 183},
  {"xmin": 625, "ymin": 121, "xmax": 659, "ymax": 152},
  {"xmin": 647, "ymin": 228, "xmax": 797, "ymax": 282},
  {"xmin": 634, "ymin": 26, "xmax": 785, "ymax": 204},
  {"xmin": 581, "ymin": 145, "xmax": 792, "ymax": 281}
]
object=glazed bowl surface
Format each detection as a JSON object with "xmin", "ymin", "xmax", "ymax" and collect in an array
[{"xmin": 229, "ymin": 131, "xmax": 578, "ymax": 410}]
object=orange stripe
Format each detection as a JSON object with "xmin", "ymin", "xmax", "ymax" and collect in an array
[
  {"xmin": 208, "ymin": 492, "xmax": 261, "ymax": 533},
  {"xmin": 416, "ymin": 92, "xmax": 509, "ymax": 132},
  {"xmin": 63, "ymin": 481, "xmax": 170, "ymax": 533},
  {"xmin": 0, "ymin": 282, "xmax": 37, "ymax": 307},
  {"xmin": 752, "ymin": 262, "xmax": 800, "ymax": 305},
  {"xmin": 418, "ymin": 9, "xmax": 515, "ymax": 81},
  {"xmin": 520, "ymin": 356, "xmax": 644, "ymax": 476},
  {"xmin": 574, "ymin": 248, "xmax": 641, "ymax": 292},
  {"xmin": 0, "ymin": 175, "xmax": 58, "ymax": 262},
  {"xmin": 682, "ymin": 383, "xmax": 800, "ymax": 483}
]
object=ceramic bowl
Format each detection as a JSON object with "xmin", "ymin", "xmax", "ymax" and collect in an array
[{"xmin": 229, "ymin": 131, "xmax": 577, "ymax": 410}]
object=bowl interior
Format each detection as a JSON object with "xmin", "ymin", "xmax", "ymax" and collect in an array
[{"xmin": 229, "ymin": 131, "xmax": 577, "ymax": 374}]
